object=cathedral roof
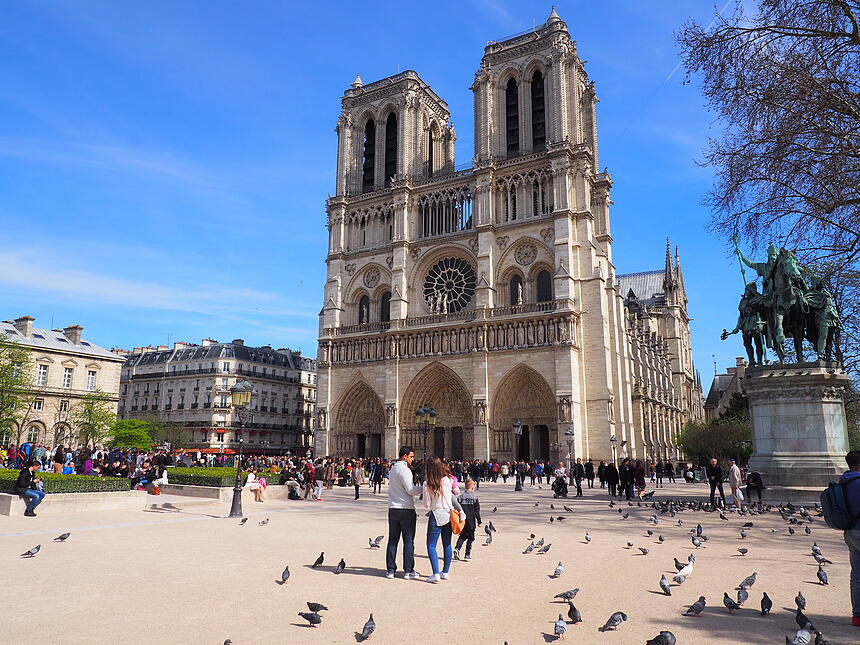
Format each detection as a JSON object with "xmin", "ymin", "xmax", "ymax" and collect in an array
[{"xmin": 617, "ymin": 270, "xmax": 665, "ymax": 305}]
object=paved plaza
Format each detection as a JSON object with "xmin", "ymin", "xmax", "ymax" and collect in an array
[{"xmin": 2, "ymin": 481, "xmax": 856, "ymax": 644}]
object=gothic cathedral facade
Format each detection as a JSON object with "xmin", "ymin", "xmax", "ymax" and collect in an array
[{"xmin": 315, "ymin": 9, "xmax": 703, "ymax": 463}]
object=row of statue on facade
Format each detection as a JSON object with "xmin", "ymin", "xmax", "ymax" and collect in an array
[{"xmin": 722, "ymin": 239, "xmax": 840, "ymax": 365}]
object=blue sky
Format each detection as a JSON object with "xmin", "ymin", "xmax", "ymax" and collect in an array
[{"xmin": 0, "ymin": 0, "xmax": 748, "ymax": 381}]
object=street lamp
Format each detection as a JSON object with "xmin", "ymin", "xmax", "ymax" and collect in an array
[
  {"xmin": 414, "ymin": 406, "xmax": 437, "ymax": 460},
  {"xmin": 228, "ymin": 380, "xmax": 254, "ymax": 519},
  {"xmin": 564, "ymin": 427, "xmax": 575, "ymax": 485},
  {"xmin": 609, "ymin": 435, "xmax": 618, "ymax": 465},
  {"xmin": 512, "ymin": 420, "xmax": 523, "ymax": 491}
]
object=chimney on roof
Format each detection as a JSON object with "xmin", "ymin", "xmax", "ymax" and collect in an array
[
  {"xmin": 14, "ymin": 315, "xmax": 35, "ymax": 337},
  {"xmin": 232, "ymin": 338, "xmax": 244, "ymax": 346},
  {"xmin": 201, "ymin": 338, "xmax": 218, "ymax": 346},
  {"xmin": 62, "ymin": 325, "xmax": 83, "ymax": 345},
  {"xmin": 260, "ymin": 344, "xmax": 272, "ymax": 350},
  {"xmin": 157, "ymin": 345, "xmax": 169, "ymax": 351},
  {"xmin": 173, "ymin": 342, "xmax": 189, "ymax": 350}
]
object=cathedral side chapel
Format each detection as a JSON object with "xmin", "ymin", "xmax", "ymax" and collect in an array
[{"xmin": 315, "ymin": 8, "xmax": 704, "ymax": 462}]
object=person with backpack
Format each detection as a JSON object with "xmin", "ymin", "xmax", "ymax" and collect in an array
[{"xmin": 835, "ymin": 450, "xmax": 860, "ymax": 627}]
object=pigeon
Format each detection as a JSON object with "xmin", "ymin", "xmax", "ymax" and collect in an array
[
  {"xmin": 795, "ymin": 591, "xmax": 806, "ymax": 610},
  {"xmin": 816, "ymin": 565, "xmax": 828, "ymax": 585},
  {"xmin": 688, "ymin": 554, "xmax": 696, "ymax": 563},
  {"xmin": 369, "ymin": 535, "xmax": 384, "ymax": 549},
  {"xmin": 685, "ymin": 596, "xmax": 706, "ymax": 616},
  {"xmin": 673, "ymin": 557, "xmax": 685, "ymax": 571},
  {"xmin": 550, "ymin": 516, "xmax": 555, "ymax": 523},
  {"xmin": 358, "ymin": 613, "xmax": 375, "ymax": 641},
  {"xmin": 298, "ymin": 612, "xmax": 322, "ymax": 627},
  {"xmin": 566, "ymin": 601, "xmax": 582, "ymax": 624},
  {"xmin": 554, "ymin": 588, "xmax": 579, "ymax": 601},
  {"xmin": 53, "ymin": 532, "xmax": 71, "ymax": 542},
  {"xmin": 696, "ymin": 523, "xmax": 703, "ymax": 536},
  {"xmin": 740, "ymin": 529, "xmax": 748, "ymax": 539},
  {"xmin": 786, "ymin": 629, "xmax": 813, "ymax": 645},
  {"xmin": 20, "ymin": 545, "xmax": 40, "ymax": 558},
  {"xmin": 761, "ymin": 592, "xmax": 773, "ymax": 615},
  {"xmin": 598, "ymin": 611, "xmax": 627, "ymax": 631},
  {"xmin": 646, "ymin": 631, "xmax": 677, "ymax": 645},
  {"xmin": 812, "ymin": 553, "xmax": 832, "ymax": 565},
  {"xmin": 677, "ymin": 562, "xmax": 693, "ymax": 578},
  {"xmin": 552, "ymin": 561, "xmax": 564, "ymax": 578},
  {"xmin": 738, "ymin": 572, "xmax": 757, "ymax": 589},
  {"xmin": 659, "ymin": 574, "xmax": 671, "ymax": 596},
  {"xmin": 737, "ymin": 588, "xmax": 749, "ymax": 605},
  {"xmin": 258, "ymin": 518, "xmax": 269, "ymax": 526},
  {"xmin": 554, "ymin": 614, "xmax": 567, "ymax": 639},
  {"xmin": 737, "ymin": 548, "xmax": 749, "ymax": 556},
  {"xmin": 626, "ymin": 541, "xmax": 634, "ymax": 549},
  {"xmin": 584, "ymin": 533, "xmax": 592, "ymax": 544},
  {"xmin": 279, "ymin": 565, "xmax": 290, "ymax": 585},
  {"xmin": 658, "ymin": 534, "xmax": 665, "ymax": 543},
  {"xmin": 811, "ymin": 543, "xmax": 822, "ymax": 556},
  {"xmin": 312, "ymin": 552, "xmax": 325, "ymax": 568},
  {"xmin": 795, "ymin": 607, "xmax": 814, "ymax": 631},
  {"xmin": 622, "ymin": 512, "xmax": 629, "ymax": 519},
  {"xmin": 536, "ymin": 538, "xmax": 545, "ymax": 547},
  {"xmin": 484, "ymin": 525, "xmax": 492, "ymax": 537},
  {"xmin": 537, "ymin": 543, "xmax": 552, "ymax": 554},
  {"xmin": 805, "ymin": 526, "xmax": 812, "ymax": 535},
  {"xmin": 691, "ymin": 536, "xmax": 704, "ymax": 548},
  {"xmin": 523, "ymin": 542, "xmax": 536, "ymax": 554},
  {"xmin": 529, "ymin": 533, "xmax": 535, "ymax": 539},
  {"xmin": 723, "ymin": 592, "xmax": 740, "ymax": 612},
  {"xmin": 239, "ymin": 518, "xmax": 247, "ymax": 525},
  {"xmin": 485, "ymin": 533, "xmax": 493, "ymax": 546},
  {"xmin": 563, "ymin": 505, "xmax": 574, "ymax": 512},
  {"xmin": 646, "ymin": 529, "xmax": 654, "ymax": 537},
  {"xmin": 488, "ymin": 521, "xmax": 497, "ymax": 532},
  {"xmin": 814, "ymin": 631, "xmax": 830, "ymax": 645},
  {"xmin": 789, "ymin": 526, "xmax": 796, "ymax": 535},
  {"xmin": 335, "ymin": 558, "xmax": 346, "ymax": 574},
  {"xmin": 672, "ymin": 574, "xmax": 687, "ymax": 585},
  {"xmin": 224, "ymin": 640, "xmax": 232, "ymax": 645},
  {"xmin": 638, "ymin": 547, "xmax": 650, "ymax": 555},
  {"xmin": 719, "ymin": 512, "xmax": 729, "ymax": 521},
  {"xmin": 492, "ymin": 506, "xmax": 497, "ymax": 513},
  {"xmin": 307, "ymin": 601, "xmax": 328, "ymax": 612}
]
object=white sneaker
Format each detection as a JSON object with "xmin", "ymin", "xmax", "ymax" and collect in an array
[
  {"xmin": 440, "ymin": 573, "xmax": 449, "ymax": 580},
  {"xmin": 404, "ymin": 572, "xmax": 420, "ymax": 580},
  {"xmin": 384, "ymin": 572, "xmax": 394, "ymax": 579},
  {"xmin": 426, "ymin": 573, "xmax": 441, "ymax": 583}
]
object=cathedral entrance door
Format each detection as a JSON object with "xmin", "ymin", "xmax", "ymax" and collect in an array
[
  {"xmin": 536, "ymin": 425, "xmax": 550, "ymax": 462},
  {"xmin": 451, "ymin": 427, "xmax": 464, "ymax": 460},
  {"xmin": 433, "ymin": 427, "xmax": 445, "ymax": 458},
  {"xmin": 356, "ymin": 433, "xmax": 366, "ymax": 458},
  {"xmin": 370, "ymin": 433, "xmax": 382, "ymax": 458},
  {"xmin": 517, "ymin": 425, "xmax": 530, "ymax": 461}
]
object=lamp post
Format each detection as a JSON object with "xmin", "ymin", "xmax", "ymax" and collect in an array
[
  {"xmin": 228, "ymin": 380, "xmax": 254, "ymax": 519},
  {"xmin": 564, "ymin": 427, "xmax": 575, "ymax": 485},
  {"xmin": 512, "ymin": 420, "xmax": 523, "ymax": 491},
  {"xmin": 414, "ymin": 406, "xmax": 437, "ymax": 461},
  {"xmin": 610, "ymin": 435, "xmax": 618, "ymax": 465}
]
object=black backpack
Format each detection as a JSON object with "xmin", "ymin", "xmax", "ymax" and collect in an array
[{"xmin": 820, "ymin": 481, "xmax": 856, "ymax": 530}]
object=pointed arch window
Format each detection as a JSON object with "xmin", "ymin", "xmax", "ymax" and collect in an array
[
  {"xmin": 427, "ymin": 125, "xmax": 435, "ymax": 178},
  {"xmin": 358, "ymin": 295, "xmax": 370, "ymax": 324},
  {"xmin": 362, "ymin": 120, "xmax": 376, "ymax": 193},
  {"xmin": 509, "ymin": 274, "xmax": 524, "ymax": 306},
  {"xmin": 531, "ymin": 70, "xmax": 546, "ymax": 151},
  {"xmin": 505, "ymin": 78, "xmax": 519, "ymax": 156},
  {"xmin": 380, "ymin": 291, "xmax": 391, "ymax": 322},
  {"xmin": 384, "ymin": 113, "xmax": 397, "ymax": 186},
  {"xmin": 536, "ymin": 270, "xmax": 553, "ymax": 302}
]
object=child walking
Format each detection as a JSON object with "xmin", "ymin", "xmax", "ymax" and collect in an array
[{"xmin": 453, "ymin": 478, "xmax": 482, "ymax": 561}]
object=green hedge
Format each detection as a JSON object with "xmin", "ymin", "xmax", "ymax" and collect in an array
[
  {"xmin": 169, "ymin": 467, "xmax": 247, "ymax": 487},
  {"xmin": 0, "ymin": 470, "xmax": 132, "ymax": 494}
]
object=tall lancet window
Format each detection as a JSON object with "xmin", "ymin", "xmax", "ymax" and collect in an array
[
  {"xmin": 362, "ymin": 120, "xmax": 376, "ymax": 193},
  {"xmin": 531, "ymin": 70, "xmax": 545, "ymax": 151},
  {"xmin": 384, "ymin": 113, "xmax": 397, "ymax": 186},
  {"xmin": 427, "ymin": 125, "xmax": 435, "ymax": 178},
  {"xmin": 505, "ymin": 78, "xmax": 519, "ymax": 156}
]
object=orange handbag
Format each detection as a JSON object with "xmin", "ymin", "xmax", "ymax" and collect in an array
[{"xmin": 450, "ymin": 509, "xmax": 465, "ymax": 534}]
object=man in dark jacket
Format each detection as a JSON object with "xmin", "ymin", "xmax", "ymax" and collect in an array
[
  {"xmin": 15, "ymin": 460, "xmax": 45, "ymax": 517},
  {"xmin": 706, "ymin": 458, "xmax": 726, "ymax": 508},
  {"xmin": 585, "ymin": 459, "xmax": 595, "ymax": 489},
  {"xmin": 572, "ymin": 458, "xmax": 586, "ymax": 497},
  {"xmin": 841, "ymin": 450, "xmax": 860, "ymax": 626},
  {"xmin": 605, "ymin": 461, "xmax": 619, "ymax": 496}
]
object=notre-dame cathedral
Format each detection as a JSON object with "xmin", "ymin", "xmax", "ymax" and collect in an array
[{"xmin": 315, "ymin": 8, "xmax": 703, "ymax": 463}]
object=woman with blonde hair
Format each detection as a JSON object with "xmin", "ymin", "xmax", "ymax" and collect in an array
[{"xmin": 423, "ymin": 456, "xmax": 465, "ymax": 583}]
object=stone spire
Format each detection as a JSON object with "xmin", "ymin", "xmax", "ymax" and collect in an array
[
  {"xmin": 547, "ymin": 6, "xmax": 561, "ymax": 24},
  {"xmin": 663, "ymin": 237, "xmax": 676, "ymax": 292},
  {"xmin": 674, "ymin": 245, "xmax": 687, "ymax": 301},
  {"xmin": 351, "ymin": 73, "xmax": 363, "ymax": 89}
]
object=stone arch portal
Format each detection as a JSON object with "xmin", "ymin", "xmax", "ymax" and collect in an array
[
  {"xmin": 491, "ymin": 364, "xmax": 556, "ymax": 462},
  {"xmin": 332, "ymin": 380, "xmax": 386, "ymax": 458},
  {"xmin": 400, "ymin": 362, "xmax": 473, "ymax": 460}
]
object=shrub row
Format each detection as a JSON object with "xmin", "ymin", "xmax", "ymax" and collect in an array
[
  {"xmin": 169, "ymin": 467, "xmax": 247, "ymax": 487},
  {"xmin": 0, "ymin": 470, "xmax": 132, "ymax": 494}
]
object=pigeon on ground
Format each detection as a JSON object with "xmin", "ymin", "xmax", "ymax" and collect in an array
[
  {"xmin": 723, "ymin": 592, "xmax": 740, "ymax": 612},
  {"xmin": 488, "ymin": 521, "xmax": 497, "ymax": 532},
  {"xmin": 584, "ymin": 533, "xmax": 592, "ymax": 544},
  {"xmin": 737, "ymin": 588, "xmax": 749, "ymax": 605},
  {"xmin": 685, "ymin": 596, "xmax": 706, "ymax": 616},
  {"xmin": 658, "ymin": 535, "xmax": 665, "ymax": 543},
  {"xmin": 672, "ymin": 574, "xmax": 687, "ymax": 585},
  {"xmin": 638, "ymin": 547, "xmax": 650, "ymax": 555},
  {"xmin": 484, "ymin": 524, "xmax": 492, "ymax": 537},
  {"xmin": 552, "ymin": 562, "xmax": 564, "ymax": 578},
  {"xmin": 312, "ymin": 552, "xmax": 325, "ymax": 568},
  {"xmin": 554, "ymin": 614, "xmax": 567, "ymax": 639},
  {"xmin": 564, "ymin": 505, "xmax": 574, "ymax": 512},
  {"xmin": 369, "ymin": 535, "xmax": 384, "ymax": 549},
  {"xmin": 646, "ymin": 529, "xmax": 654, "ymax": 537},
  {"xmin": 523, "ymin": 542, "xmax": 535, "ymax": 554},
  {"xmin": 738, "ymin": 572, "xmax": 757, "ymax": 589},
  {"xmin": 298, "ymin": 612, "xmax": 322, "ymax": 627},
  {"xmin": 812, "ymin": 553, "xmax": 832, "ymax": 565},
  {"xmin": 307, "ymin": 602, "xmax": 328, "ymax": 612},
  {"xmin": 622, "ymin": 512, "xmax": 629, "ymax": 519},
  {"xmin": 485, "ymin": 533, "xmax": 493, "ymax": 546},
  {"xmin": 814, "ymin": 630, "xmax": 830, "ymax": 645},
  {"xmin": 259, "ymin": 518, "xmax": 269, "ymax": 526},
  {"xmin": 816, "ymin": 565, "xmax": 828, "ymax": 585},
  {"xmin": 627, "ymin": 541, "xmax": 634, "ymax": 549},
  {"xmin": 53, "ymin": 532, "xmax": 71, "ymax": 542},
  {"xmin": 224, "ymin": 640, "xmax": 232, "ymax": 645},
  {"xmin": 691, "ymin": 536, "xmax": 705, "ymax": 548},
  {"xmin": 566, "ymin": 601, "xmax": 582, "ymax": 624},
  {"xmin": 677, "ymin": 562, "xmax": 693, "ymax": 578},
  {"xmin": 719, "ymin": 512, "xmax": 729, "ymax": 521},
  {"xmin": 20, "ymin": 545, "xmax": 40, "ymax": 558},
  {"xmin": 795, "ymin": 607, "xmax": 814, "ymax": 631},
  {"xmin": 279, "ymin": 565, "xmax": 290, "ymax": 585},
  {"xmin": 811, "ymin": 543, "xmax": 822, "ymax": 556},
  {"xmin": 335, "ymin": 558, "xmax": 346, "ymax": 574},
  {"xmin": 786, "ymin": 629, "xmax": 813, "ymax": 645},
  {"xmin": 761, "ymin": 592, "xmax": 773, "ymax": 615},
  {"xmin": 740, "ymin": 529, "xmax": 748, "ymax": 539},
  {"xmin": 795, "ymin": 591, "xmax": 806, "ymax": 610},
  {"xmin": 805, "ymin": 526, "xmax": 812, "ymax": 535},
  {"xmin": 738, "ymin": 548, "xmax": 749, "ymax": 556},
  {"xmin": 536, "ymin": 538, "xmax": 545, "ymax": 547},
  {"xmin": 550, "ymin": 516, "xmax": 555, "ymax": 523},
  {"xmin": 554, "ymin": 588, "xmax": 579, "ymax": 601},
  {"xmin": 696, "ymin": 523, "xmax": 703, "ymax": 536},
  {"xmin": 239, "ymin": 518, "xmax": 247, "ymax": 525},
  {"xmin": 742, "ymin": 521, "xmax": 754, "ymax": 528},
  {"xmin": 646, "ymin": 631, "xmax": 677, "ymax": 645},
  {"xmin": 659, "ymin": 574, "xmax": 671, "ymax": 596},
  {"xmin": 492, "ymin": 506, "xmax": 497, "ymax": 513},
  {"xmin": 537, "ymin": 543, "xmax": 552, "ymax": 554},
  {"xmin": 358, "ymin": 613, "xmax": 375, "ymax": 641},
  {"xmin": 598, "ymin": 611, "xmax": 627, "ymax": 631}
]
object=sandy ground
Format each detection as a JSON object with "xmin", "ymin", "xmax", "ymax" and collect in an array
[{"xmin": 1, "ymin": 480, "xmax": 856, "ymax": 645}]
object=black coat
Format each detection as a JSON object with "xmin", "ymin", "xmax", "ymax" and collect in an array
[
  {"xmin": 585, "ymin": 462, "xmax": 595, "ymax": 478},
  {"xmin": 604, "ymin": 464, "xmax": 619, "ymax": 484},
  {"xmin": 706, "ymin": 464, "xmax": 724, "ymax": 483},
  {"xmin": 14, "ymin": 467, "xmax": 36, "ymax": 494}
]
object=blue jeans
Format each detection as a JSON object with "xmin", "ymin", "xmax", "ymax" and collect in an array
[
  {"xmin": 386, "ymin": 508, "xmax": 417, "ymax": 574},
  {"xmin": 426, "ymin": 513, "xmax": 452, "ymax": 575},
  {"xmin": 22, "ymin": 489, "xmax": 45, "ymax": 511},
  {"xmin": 845, "ymin": 529, "xmax": 860, "ymax": 618}
]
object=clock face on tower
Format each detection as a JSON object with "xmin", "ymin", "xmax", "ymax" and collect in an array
[{"xmin": 423, "ymin": 257, "xmax": 477, "ymax": 314}]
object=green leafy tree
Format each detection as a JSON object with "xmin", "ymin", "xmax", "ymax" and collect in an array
[
  {"xmin": 109, "ymin": 419, "xmax": 153, "ymax": 451},
  {"xmin": 0, "ymin": 337, "xmax": 38, "ymax": 443},
  {"xmin": 70, "ymin": 390, "xmax": 117, "ymax": 447},
  {"xmin": 678, "ymin": 393, "xmax": 753, "ymax": 464}
]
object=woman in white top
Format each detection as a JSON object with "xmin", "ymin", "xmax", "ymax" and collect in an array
[
  {"xmin": 423, "ymin": 457, "xmax": 464, "ymax": 583},
  {"xmin": 246, "ymin": 467, "xmax": 264, "ymax": 502}
]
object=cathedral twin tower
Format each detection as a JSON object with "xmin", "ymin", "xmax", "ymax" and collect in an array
[{"xmin": 316, "ymin": 8, "xmax": 702, "ymax": 463}]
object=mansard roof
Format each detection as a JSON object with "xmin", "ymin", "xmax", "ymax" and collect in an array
[
  {"xmin": 617, "ymin": 270, "xmax": 666, "ymax": 306},
  {"xmin": 1, "ymin": 320, "xmax": 121, "ymax": 361},
  {"xmin": 124, "ymin": 342, "xmax": 315, "ymax": 371}
]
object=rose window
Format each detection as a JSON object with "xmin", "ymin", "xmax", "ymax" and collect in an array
[{"xmin": 423, "ymin": 257, "xmax": 477, "ymax": 313}]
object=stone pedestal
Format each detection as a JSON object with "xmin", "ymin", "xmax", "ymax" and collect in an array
[{"xmin": 745, "ymin": 362, "xmax": 849, "ymax": 487}]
